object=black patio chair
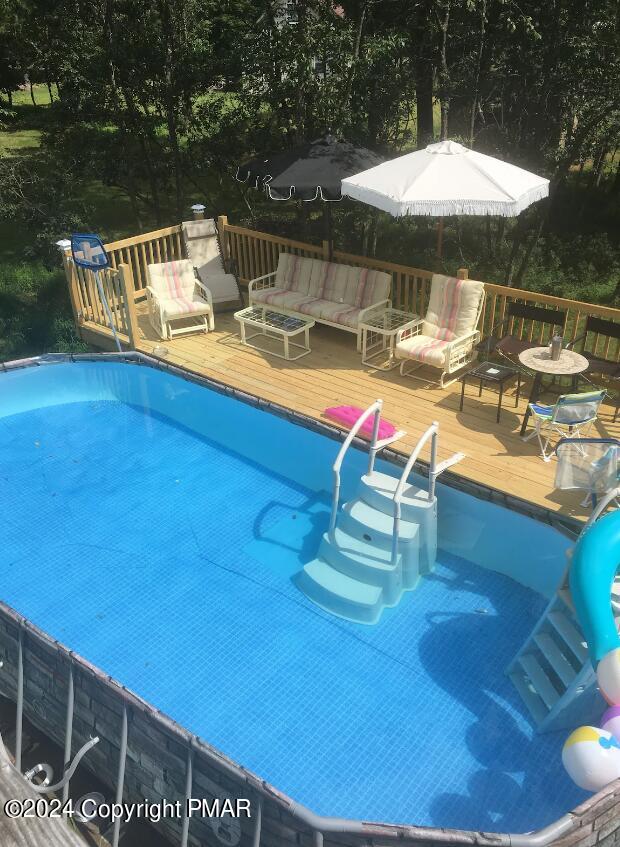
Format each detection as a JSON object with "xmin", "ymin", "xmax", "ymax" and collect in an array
[
  {"xmin": 478, "ymin": 301, "xmax": 567, "ymax": 364},
  {"xmin": 567, "ymin": 315, "xmax": 620, "ymax": 419}
]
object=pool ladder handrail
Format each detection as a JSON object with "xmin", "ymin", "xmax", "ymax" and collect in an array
[
  {"xmin": 329, "ymin": 399, "xmax": 402, "ymax": 537},
  {"xmin": 391, "ymin": 422, "xmax": 464, "ymax": 565}
]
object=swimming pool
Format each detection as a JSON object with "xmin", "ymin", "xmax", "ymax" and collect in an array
[{"xmin": 0, "ymin": 358, "xmax": 586, "ymax": 832}]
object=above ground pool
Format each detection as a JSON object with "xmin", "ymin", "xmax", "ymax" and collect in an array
[{"xmin": 0, "ymin": 359, "xmax": 586, "ymax": 832}]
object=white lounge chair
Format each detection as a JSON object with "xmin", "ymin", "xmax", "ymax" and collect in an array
[
  {"xmin": 524, "ymin": 390, "xmax": 606, "ymax": 461},
  {"xmin": 182, "ymin": 218, "xmax": 242, "ymax": 310},
  {"xmin": 147, "ymin": 259, "xmax": 214, "ymax": 340},
  {"xmin": 395, "ymin": 274, "xmax": 485, "ymax": 387}
]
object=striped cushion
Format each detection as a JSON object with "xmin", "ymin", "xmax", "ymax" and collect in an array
[
  {"xmin": 251, "ymin": 288, "xmax": 316, "ymax": 310},
  {"xmin": 423, "ymin": 275, "xmax": 484, "ymax": 341},
  {"xmin": 273, "ymin": 254, "xmax": 391, "ymax": 309},
  {"xmin": 160, "ymin": 295, "xmax": 211, "ymax": 319},
  {"xmin": 148, "ymin": 260, "xmax": 197, "ymax": 299},
  {"xmin": 296, "ymin": 298, "xmax": 361, "ymax": 328},
  {"xmin": 395, "ymin": 335, "xmax": 450, "ymax": 368}
]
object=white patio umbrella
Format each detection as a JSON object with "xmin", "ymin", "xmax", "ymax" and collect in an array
[{"xmin": 341, "ymin": 139, "xmax": 549, "ymax": 257}]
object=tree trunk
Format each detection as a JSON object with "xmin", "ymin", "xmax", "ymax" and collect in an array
[
  {"xmin": 504, "ymin": 219, "xmax": 528, "ymax": 287},
  {"xmin": 28, "ymin": 78, "xmax": 36, "ymax": 106},
  {"xmin": 485, "ymin": 217, "xmax": 493, "ymax": 258},
  {"xmin": 415, "ymin": 57, "xmax": 434, "ymax": 148},
  {"xmin": 512, "ymin": 211, "xmax": 546, "ymax": 288},
  {"xmin": 158, "ymin": 0, "xmax": 184, "ymax": 219},
  {"xmin": 468, "ymin": 0, "xmax": 486, "ymax": 147},
  {"xmin": 342, "ymin": 0, "xmax": 368, "ymax": 118},
  {"xmin": 437, "ymin": 1, "xmax": 451, "ymax": 140}
]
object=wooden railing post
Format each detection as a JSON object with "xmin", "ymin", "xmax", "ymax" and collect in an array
[
  {"xmin": 457, "ymin": 267, "xmax": 469, "ymax": 279},
  {"xmin": 218, "ymin": 215, "xmax": 230, "ymax": 266},
  {"xmin": 62, "ymin": 254, "xmax": 84, "ymax": 333},
  {"xmin": 119, "ymin": 263, "xmax": 139, "ymax": 349},
  {"xmin": 322, "ymin": 240, "xmax": 330, "ymax": 259}
]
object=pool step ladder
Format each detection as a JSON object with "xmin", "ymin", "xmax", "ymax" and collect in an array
[
  {"xmin": 507, "ymin": 557, "xmax": 602, "ymax": 732},
  {"xmin": 297, "ymin": 404, "xmax": 464, "ymax": 624}
]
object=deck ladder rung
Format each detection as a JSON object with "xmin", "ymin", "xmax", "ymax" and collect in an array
[
  {"xmin": 508, "ymin": 670, "xmax": 548, "ymax": 725},
  {"xmin": 518, "ymin": 654, "xmax": 561, "ymax": 711},
  {"xmin": 548, "ymin": 611, "xmax": 588, "ymax": 664},
  {"xmin": 533, "ymin": 632, "xmax": 578, "ymax": 689}
]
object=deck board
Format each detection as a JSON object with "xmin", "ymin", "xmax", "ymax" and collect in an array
[{"xmin": 133, "ymin": 306, "xmax": 620, "ymax": 520}]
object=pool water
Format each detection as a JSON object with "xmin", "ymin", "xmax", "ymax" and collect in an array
[{"xmin": 0, "ymin": 362, "xmax": 586, "ymax": 831}]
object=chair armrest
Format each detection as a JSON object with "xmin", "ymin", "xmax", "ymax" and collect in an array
[
  {"xmin": 565, "ymin": 332, "xmax": 586, "ymax": 350},
  {"xmin": 396, "ymin": 319, "xmax": 424, "ymax": 344},
  {"xmin": 443, "ymin": 329, "xmax": 480, "ymax": 352},
  {"xmin": 443, "ymin": 330, "xmax": 480, "ymax": 369},
  {"xmin": 195, "ymin": 280, "xmax": 214, "ymax": 309},
  {"xmin": 358, "ymin": 299, "xmax": 392, "ymax": 324},
  {"xmin": 248, "ymin": 271, "xmax": 277, "ymax": 295}
]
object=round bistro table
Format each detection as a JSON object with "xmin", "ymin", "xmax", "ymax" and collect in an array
[{"xmin": 518, "ymin": 346, "xmax": 589, "ymax": 436}]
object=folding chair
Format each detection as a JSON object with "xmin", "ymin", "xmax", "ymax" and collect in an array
[{"xmin": 524, "ymin": 390, "xmax": 606, "ymax": 461}]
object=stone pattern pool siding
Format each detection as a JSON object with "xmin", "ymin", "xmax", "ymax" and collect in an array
[{"xmin": 0, "ymin": 605, "xmax": 618, "ymax": 847}]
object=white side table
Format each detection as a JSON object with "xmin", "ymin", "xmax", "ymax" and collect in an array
[{"xmin": 360, "ymin": 307, "xmax": 423, "ymax": 370}]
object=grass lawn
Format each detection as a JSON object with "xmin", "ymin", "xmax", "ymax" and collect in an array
[{"xmin": 0, "ymin": 85, "xmax": 135, "ymax": 358}]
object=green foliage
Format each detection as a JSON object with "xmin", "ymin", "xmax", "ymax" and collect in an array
[
  {"xmin": 0, "ymin": 261, "xmax": 88, "ymax": 359},
  {"xmin": 0, "ymin": 0, "xmax": 619, "ymax": 361}
]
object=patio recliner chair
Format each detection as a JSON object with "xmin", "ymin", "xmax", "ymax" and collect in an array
[
  {"xmin": 394, "ymin": 274, "xmax": 485, "ymax": 388},
  {"xmin": 147, "ymin": 259, "xmax": 214, "ymax": 340},
  {"xmin": 524, "ymin": 390, "xmax": 606, "ymax": 461},
  {"xmin": 182, "ymin": 218, "xmax": 243, "ymax": 310}
]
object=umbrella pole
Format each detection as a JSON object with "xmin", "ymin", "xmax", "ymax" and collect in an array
[
  {"xmin": 324, "ymin": 202, "xmax": 334, "ymax": 259},
  {"xmin": 436, "ymin": 217, "xmax": 444, "ymax": 259}
]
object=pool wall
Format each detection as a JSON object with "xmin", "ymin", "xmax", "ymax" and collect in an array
[
  {"xmin": 1, "ymin": 601, "xmax": 619, "ymax": 847},
  {"xmin": 1, "ymin": 353, "xmax": 618, "ymax": 847}
]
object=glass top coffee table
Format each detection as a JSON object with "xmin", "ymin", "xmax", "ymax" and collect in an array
[
  {"xmin": 234, "ymin": 305, "xmax": 315, "ymax": 361},
  {"xmin": 360, "ymin": 307, "xmax": 423, "ymax": 370}
]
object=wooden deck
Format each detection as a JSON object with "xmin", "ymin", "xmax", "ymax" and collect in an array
[{"xmin": 133, "ymin": 303, "xmax": 620, "ymax": 521}]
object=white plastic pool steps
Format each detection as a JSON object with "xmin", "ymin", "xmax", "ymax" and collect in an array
[
  {"xmin": 507, "ymin": 589, "xmax": 598, "ymax": 732},
  {"xmin": 296, "ymin": 403, "xmax": 464, "ymax": 624},
  {"xmin": 507, "ymin": 496, "xmax": 620, "ymax": 733}
]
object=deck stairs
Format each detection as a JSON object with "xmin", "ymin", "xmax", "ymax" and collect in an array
[
  {"xmin": 296, "ymin": 402, "xmax": 464, "ymax": 624},
  {"xmin": 508, "ymin": 491, "xmax": 620, "ymax": 732}
]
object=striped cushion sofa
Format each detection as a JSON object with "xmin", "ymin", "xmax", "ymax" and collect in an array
[
  {"xmin": 395, "ymin": 274, "xmax": 485, "ymax": 387},
  {"xmin": 248, "ymin": 253, "xmax": 391, "ymax": 349}
]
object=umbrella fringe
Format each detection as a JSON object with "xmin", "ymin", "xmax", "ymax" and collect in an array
[{"xmin": 343, "ymin": 183, "xmax": 549, "ymax": 218}]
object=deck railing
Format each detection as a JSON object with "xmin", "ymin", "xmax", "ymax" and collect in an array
[
  {"xmin": 63, "ymin": 254, "xmax": 139, "ymax": 348},
  {"xmin": 61, "ymin": 217, "xmax": 620, "ymax": 362}
]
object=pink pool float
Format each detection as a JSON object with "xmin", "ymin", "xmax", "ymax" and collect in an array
[{"xmin": 324, "ymin": 405, "xmax": 404, "ymax": 441}]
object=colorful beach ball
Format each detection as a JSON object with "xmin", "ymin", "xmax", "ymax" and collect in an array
[
  {"xmin": 598, "ymin": 648, "xmax": 620, "ymax": 705},
  {"xmin": 562, "ymin": 726, "xmax": 620, "ymax": 792},
  {"xmin": 601, "ymin": 705, "xmax": 620, "ymax": 741}
]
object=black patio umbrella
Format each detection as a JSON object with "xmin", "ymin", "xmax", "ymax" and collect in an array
[{"xmin": 236, "ymin": 134, "xmax": 384, "ymax": 256}]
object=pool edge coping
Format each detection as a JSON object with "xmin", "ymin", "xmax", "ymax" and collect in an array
[{"xmin": 1, "ymin": 349, "xmax": 611, "ymax": 847}]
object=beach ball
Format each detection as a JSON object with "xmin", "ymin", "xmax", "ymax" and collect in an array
[
  {"xmin": 562, "ymin": 726, "xmax": 620, "ymax": 792},
  {"xmin": 597, "ymin": 648, "xmax": 620, "ymax": 705},
  {"xmin": 601, "ymin": 705, "xmax": 620, "ymax": 741}
]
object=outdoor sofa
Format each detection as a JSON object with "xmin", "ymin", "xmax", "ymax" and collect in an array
[{"xmin": 248, "ymin": 253, "xmax": 391, "ymax": 349}]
